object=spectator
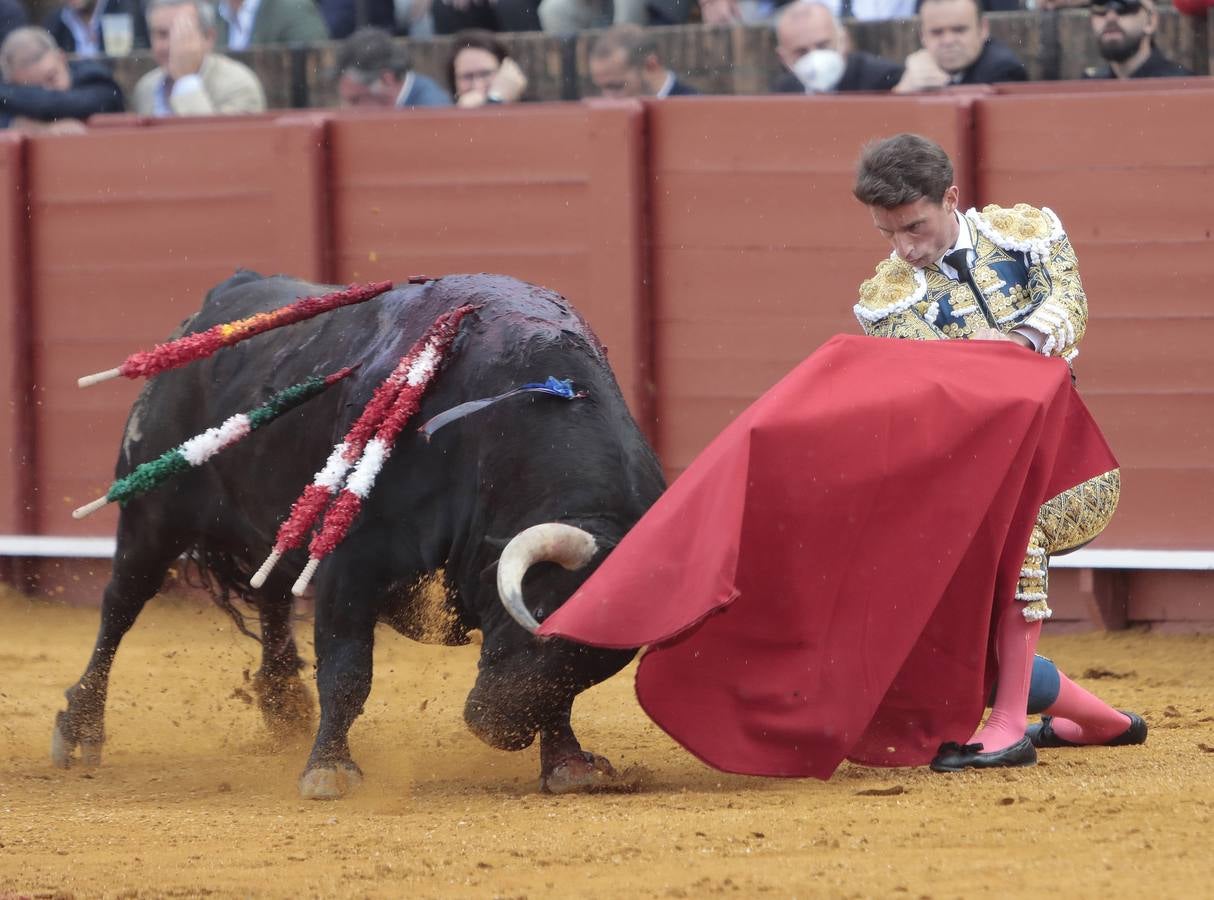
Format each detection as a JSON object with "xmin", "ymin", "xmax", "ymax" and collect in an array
[
  {"xmin": 319, "ymin": 0, "xmax": 397, "ymax": 39},
  {"xmin": 432, "ymin": 0, "xmax": 539, "ymax": 36},
  {"xmin": 588, "ymin": 23, "xmax": 698, "ymax": 98},
  {"xmin": 1084, "ymin": 0, "xmax": 1193, "ymax": 79},
  {"xmin": 132, "ymin": 0, "xmax": 266, "ymax": 116},
  {"xmin": 894, "ymin": 0, "xmax": 1026, "ymax": 92},
  {"xmin": 446, "ymin": 28, "xmax": 528, "ymax": 106},
  {"xmin": 539, "ymin": 0, "xmax": 643, "ymax": 34},
  {"xmin": 0, "ymin": 0, "xmax": 29, "ymax": 50},
  {"xmin": 539, "ymin": 0, "xmax": 696, "ymax": 33},
  {"xmin": 42, "ymin": 0, "xmax": 149, "ymax": 57},
  {"xmin": 700, "ymin": 0, "xmax": 921, "ymax": 26},
  {"xmin": 213, "ymin": 0, "xmax": 328, "ymax": 49},
  {"xmin": 335, "ymin": 26, "xmax": 450, "ymax": 107},
  {"xmin": 771, "ymin": 0, "xmax": 902, "ymax": 94},
  {"xmin": 0, "ymin": 25, "xmax": 123, "ymax": 130}
]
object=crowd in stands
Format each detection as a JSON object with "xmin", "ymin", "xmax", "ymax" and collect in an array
[{"xmin": 0, "ymin": 0, "xmax": 1204, "ymax": 129}]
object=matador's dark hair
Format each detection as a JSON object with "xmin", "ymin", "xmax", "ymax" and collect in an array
[{"xmin": 853, "ymin": 133, "xmax": 955, "ymax": 208}]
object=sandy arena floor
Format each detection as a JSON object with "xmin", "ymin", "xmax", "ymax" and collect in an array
[{"xmin": 1, "ymin": 590, "xmax": 1212, "ymax": 899}]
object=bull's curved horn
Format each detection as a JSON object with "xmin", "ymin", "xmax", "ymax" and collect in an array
[{"xmin": 496, "ymin": 523, "xmax": 598, "ymax": 633}]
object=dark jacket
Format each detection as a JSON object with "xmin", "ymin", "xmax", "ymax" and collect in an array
[
  {"xmin": 951, "ymin": 37, "xmax": 1027, "ymax": 85},
  {"xmin": 43, "ymin": 0, "xmax": 150, "ymax": 55},
  {"xmin": 319, "ymin": 0, "xmax": 396, "ymax": 39},
  {"xmin": 0, "ymin": 0, "xmax": 28, "ymax": 49},
  {"xmin": 665, "ymin": 75, "xmax": 700, "ymax": 97},
  {"xmin": 1084, "ymin": 46, "xmax": 1194, "ymax": 80},
  {"xmin": 0, "ymin": 59, "xmax": 125, "ymax": 124},
  {"xmin": 772, "ymin": 50, "xmax": 903, "ymax": 94}
]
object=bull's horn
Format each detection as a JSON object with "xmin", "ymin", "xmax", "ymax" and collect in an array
[{"xmin": 496, "ymin": 523, "xmax": 598, "ymax": 633}]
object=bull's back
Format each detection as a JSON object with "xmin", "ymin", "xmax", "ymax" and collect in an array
[{"xmin": 120, "ymin": 272, "xmax": 613, "ymax": 474}]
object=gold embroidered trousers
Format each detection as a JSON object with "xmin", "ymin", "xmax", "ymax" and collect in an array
[{"xmin": 1016, "ymin": 469, "xmax": 1121, "ymax": 621}]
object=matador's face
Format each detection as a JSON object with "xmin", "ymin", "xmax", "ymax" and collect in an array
[{"xmin": 869, "ymin": 185, "xmax": 961, "ymax": 270}]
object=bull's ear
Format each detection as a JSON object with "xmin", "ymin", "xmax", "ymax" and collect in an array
[{"xmin": 478, "ymin": 559, "xmax": 499, "ymax": 585}]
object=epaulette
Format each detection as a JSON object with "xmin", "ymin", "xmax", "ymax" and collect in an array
[
  {"xmin": 853, "ymin": 256, "xmax": 926, "ymax": 323},
  {"xmin": 966, "ymin": 203, "xmax": 1065, "ymax": 266}
]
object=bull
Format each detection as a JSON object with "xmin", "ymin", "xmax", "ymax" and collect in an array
[{"xmin": 51, "ymin": 272, "xmax": 666, "ymax": 798}]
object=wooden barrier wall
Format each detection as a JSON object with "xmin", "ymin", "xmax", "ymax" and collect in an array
[
  {"xmin": 324, "ymin": 102, "xmax": 652, "ymax": 426},
  {"xmin": 3, "ymin": 87, "xmax": 1212, "ymax": 627},
  {"xmin": 0, "ymin": 135, "xmax": 30, "ymax": 535},
  {"xmin": 973, "ymin": 88, "xmax": 1214, "ymax": 549},
  {"xmin": 647, "ymin": 95, "xmax": 973, "ymax": 473},
  {"xmin": 27, "ymin": 118, "xmax": 329, "ymax": 536}
]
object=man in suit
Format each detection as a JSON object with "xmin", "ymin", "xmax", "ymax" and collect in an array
[
  {"xmin": 1084, "ymin": 0, "xmax": 1192, "ymax": 79},
  {"xmin": 335, "ymin": 26, "xmax": 451, "ymax": 108},
  {"xmin": 771, "ymin": 0, "xmax": 903, "ymax": 94},
  {"xmin": 214, "ymin": 0, "xmax": 328, "ymax": 49},
  {"xmin": 894, "ymin": 0, "xmax": 1026, "ymax": 92},
  {"xmin": 587, "ymin": 23, "xmax": 699, "ymax": 98},
  {"xmin": 132, "ymin": 0, "xmax": 266, "ymax": 116},
  {"xmin": 0, "ymin": 25, "xmax": 123, "ymax": 130},
  {"xmin": 41, "ymin": 0, "xmax": 149, "ymax": 57}
]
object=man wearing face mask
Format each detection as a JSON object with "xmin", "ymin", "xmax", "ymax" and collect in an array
[
  {"xmin": 893, "ymin": 0, "xmax": 1025, "ymax": 93},
  {"xmin": 1083, "ymin": 0, "xmax": 1192, "ymax": 79},
  {"xmin": 772, "ymin": 0, "xmax": 903, "ymax": 95}
]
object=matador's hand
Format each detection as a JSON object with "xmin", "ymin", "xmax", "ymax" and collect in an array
[{"xmin": 970, "ymin": 327, "xmax": 1033, "ymax": 349}]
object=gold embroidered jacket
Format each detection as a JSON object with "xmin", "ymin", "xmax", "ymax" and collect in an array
[{"xmin": 853, "ymin": 204, "xmax": 1087, "ymax": 362}]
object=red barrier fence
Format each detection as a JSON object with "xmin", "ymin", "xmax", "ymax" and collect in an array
[
  {"xmin": 25, "ymin": 118, "xmax": 329, "ymax": 537},
  {"xmin": 974, "ymin": 89, "xmax": 1214, "ymax": 550},
  {"xmin": 3, "ymin": 89, "xmax": 1212, "ymax": 628}
]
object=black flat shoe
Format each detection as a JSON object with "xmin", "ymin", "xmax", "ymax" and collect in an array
[
  {"xmin": 1026, "ymin": 711, "xmax": 1148, "ymax": 749},
  {"xmin": 930, "ymin": 736, "xmax": 1037, "ymax": 772}
]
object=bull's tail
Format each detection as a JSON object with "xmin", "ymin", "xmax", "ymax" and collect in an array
[{"xmin": 180, "ymin": 541, "xmax": 264, "ymax": 644}]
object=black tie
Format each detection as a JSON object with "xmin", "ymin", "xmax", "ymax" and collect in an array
[{"xmin": 943, "ymin": 248, "xmax": 996, "ymax": 328}]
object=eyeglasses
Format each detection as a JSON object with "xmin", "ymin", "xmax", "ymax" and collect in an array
[{"xmin": 1090, "ymin": 1, "xmax": 1144, "ymax": 16}]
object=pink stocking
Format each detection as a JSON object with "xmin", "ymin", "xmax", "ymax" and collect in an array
[
  {"xmin": 1041, "ymin": 671, "xmax": 1131, "ymax": 744},
  {"xmin": 969, "ymin": 601, "xmax": 1040, "ymax": 752}
]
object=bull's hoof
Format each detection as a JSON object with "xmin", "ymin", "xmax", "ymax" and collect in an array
[
  {"xmin": 540, "ymin": 752, "xmax": 617, "ymax": 794},
  {"xmin": 51, "ymin": 722, "xmax": 103, "ymax": 770},
  {"xmin": 299, "ymin": 762, "xmax": 363, "ymax": 800}
]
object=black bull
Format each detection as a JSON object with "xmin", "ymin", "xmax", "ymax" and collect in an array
[{"xmin": 52, "ymin": 272, "xmax": 666, "ymax": 797}]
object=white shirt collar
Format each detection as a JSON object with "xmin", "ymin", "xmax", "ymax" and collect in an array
[
  {"xmin": 655, "ymin": 70, "xmax": 676, "ymax": 99},
  {"xmin": 933, "ymin": 210, "xmax": 974, "ymax": 280},
  {"xmin": 394, "ymin": 72, "xmax": 415, "ymax": 107},
  {"xmin": 60, "ymin": 0, "xmax": 108, "ymax": 57},
  {"xmin": 219, "ymin": 0, "xmax": 261, "ymax": 50}
]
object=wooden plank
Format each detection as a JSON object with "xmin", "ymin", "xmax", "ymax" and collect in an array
[
  {"xmin": 327, "ymin": 103, "xmax": 651, "ymax": 433},
  {"xmin": 26, "ymin": 120, "xmax": 328, "ymax": 538},
  {"xmin": 0, "ymin": 134, "xmax": 31, "ymax": 534}
]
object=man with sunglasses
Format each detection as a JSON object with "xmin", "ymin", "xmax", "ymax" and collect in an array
[{"xmin": 1085, "ymin": 0, "xmax": 1192, "ymax": 79}]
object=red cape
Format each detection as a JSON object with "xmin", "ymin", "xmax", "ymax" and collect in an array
[{"xmin": 539, "ymin": 335, "xmax": 1118, "ymax": 778}]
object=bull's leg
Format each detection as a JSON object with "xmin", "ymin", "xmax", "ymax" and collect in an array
[
  {"xmin": 464, "ymin": 646, "xmax": 629, "ymax": 794},
  {"xmin": 298, "ymin": 590, "xmax": 377, "ymax": 800},
  {"xmin": 251, "ymin": 576, "xmax": 314, "ymax": 742},
  {"xmin": 538, "ymin": 703, "xmax": 617, "ymax": 795},
  {"xmin": 52, "ymin": 534, "xmax": 182, "ymax": 769}
]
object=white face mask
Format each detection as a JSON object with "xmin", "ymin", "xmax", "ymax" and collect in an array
[{"xmin": 792, "ymin": 48, "xmax": 846, "ymax": 93}]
